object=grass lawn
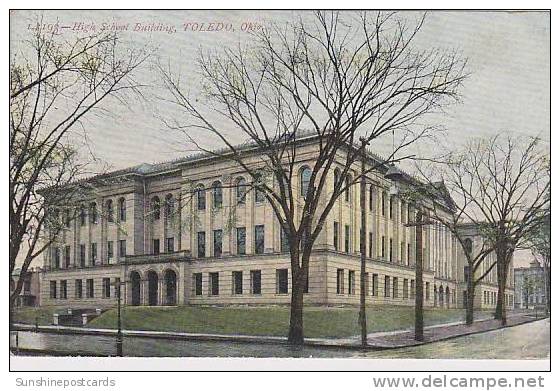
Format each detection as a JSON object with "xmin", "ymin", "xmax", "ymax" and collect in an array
[
  {"xmin": 12, "ymin": 306, "xmax": 68, "ymax": 326},
  {"xmin": 72, "ymin": 305, "xmax": 493, "ymax": 338}
]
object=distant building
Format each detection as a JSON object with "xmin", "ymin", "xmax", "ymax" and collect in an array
[
  {"xmin": 11, "ymin": 267, "xmax": 42, "ymax": 307},
  {"xmin": 514, "ymin": 260, "xmax": 546, "ymax": 309}
]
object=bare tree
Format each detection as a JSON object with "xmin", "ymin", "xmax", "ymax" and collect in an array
[
  {"xmin": 420, "ymin": 135, "xmax": 549, "ymax": 326},
  {"xmin": 159, "ymin": 11, "xmax": 466, "ymax": 344},
  {"xmin": 9, "ymin": 17, "xmax": 148, "ymax": 325}
]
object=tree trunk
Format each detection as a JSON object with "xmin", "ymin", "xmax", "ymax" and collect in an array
[
  {"xmin": 358, "ymin": 139, "xmax": 367, "ymax": 347},
  {"xmin": 494, "ymin": 261, "xmax": 507, "ymax": 325},
  {"xmin": 465, "ymin": 268, "xmax": 475, "ymax": 326},
  {"xmin": 288, "ymin": 253, "xmax": 305, "ymax": 345}
]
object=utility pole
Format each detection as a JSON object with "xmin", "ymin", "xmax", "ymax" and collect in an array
[
  {"xmin": 112, "ymin": 280, "xmax": 125, "ymax": 357},
  {"xmin": 405, "ymin": 209, "xmax": 432, "ymax": 342},
  {"xmin": 359, "ymin": 138, "xmax": 368, "ymax": 348}
]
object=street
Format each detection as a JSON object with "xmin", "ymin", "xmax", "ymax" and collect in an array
[{"xmin": 10, "ymin": 318, "xmax": 549, "ymax": 359}]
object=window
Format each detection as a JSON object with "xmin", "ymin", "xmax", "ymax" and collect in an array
[
  {"xmin": 300, "ymin": 166, "xmax": 311, "ymax": 197},
  {"xmin": 411, "ymin": 279, "xmax": 415, "ymax": 298},
  {"xmin": 276, "ymin": 269, "xmax": 288, "ymax": 294},
  {"xmin": 232, "ymin": 271, "xmax": 243, "ymax": 295},
  {"xmin": 369, "ymin": 186, "xmax": 374, "ymax": 211},
  {"xmin": 381, "ymin": 192, "xmax": 386, "ymax": 216},
  {"xmin": 165, "ymin": 194, "xmax": 174, "ymax": 218},
  {"xmin": 236, "ymin": 227, "xmax": 246, "ymax": 255},
  {"xmin": 60, "ymin": 280, "xmax": 67, "ymax": 299},
  {"xmin": 79, "ymin": 244, "xmax": 86, "ymax": 267},
  {"xmin": 153, "ymin": 239, "xmax": 160, "ymax": 255},
  {"xmin": 193, "ymin": 273, "xmax": 202, "ymax": 296},
  {"xmin": 393, "ymin": 277, "xmax": 398, "ymax": 298},
  {"xmin": 255, "ymin": 225, "xmax": 265, "ymax": 254},
  {"xmin": 255, "ymin": 186, "xmax": 266, "ymax": 203},
  {"xmin": 236, "ymin": 177, "xmax": 247, "ymax": 204},
  {"xmin": 381, "ymin": 236, "xmax": 386, "ymax": 259},
  {"xmin": 407, "ymin": 243, "xmax": 411, "ymax": 264},
  {"xmin": 333, "ymin": 222, "xmax": 339, "ymax": 251},
  {"xmin": 107, "ymin": 241, "xmax": 114, "ymax": 260},
  {"xmin": 79, "ymin": 205, "xmax": 86, "ymax": 226},
  {"xmin": 86, "ymin": 279, "xmax": 94, "ymax": 298},
  {"xmin": 75, "ymin": 279, "xmax": 83, "ymax": 299},
  {"xmin": 212, "ymin": 181, "xmax": 223, "ymax": 208},
  {"xmin": 196, "ymin": 185, "xmax": 206, "ymax": 210},
  {"xmin": 166, "ymin": 237, "xmax": 174, "ymax": 253},
  {"xmin": 211, "ymin": 229, "xmax": 222, "ymax": 257},
  {"xmin": 334, "ymin": 168, "xmax": 340, "ymax": 193},
  {"xmin": 250, "ymin": 270, "xmax": 262, "ymax": 294},
  {"xmin": 368, "ymin": 232, "xmax": 373, "ymax": 258},
  {"xmin": 345, "ymin": 174, "xmax": 351, "ymax": 202},
  {"xmin": 91, "ymin": 243, "xmax": 97, "ymax": 265},
  {"xmin": 280, "ymin": 227, "xmax": 290, "ymax": 253},
  {"xmin": 118, "ymin": 198, "xmax": 126, "ymax": 221},
  {"xmin": 114, "ymin": 278, "xmax": 121, "ymax": 298},
  {"xmin": 348, "ymin": 270, "xmax": 355, "ymax": 295},
  {"xmin": 425, "ymin": 282, "xmax": 430, "ymax": 300},
  {"xmin": 401, "ymin": 201, "xmax": 407, "ymax": 222},
  {"xmin": 403, "ymin": 278, "xmax": 409, "ymax": 299},
  {"xmin": 336, "ymin": 269, "xmax": 344, "ymax": 294},
  {"xmin": 384, "ymin": 276, "xmax": 391, "ymax": 297},
  {"xmin": 118, "ymin": 240, "xmax": 126, "ymax": 257},
  {"xmin": 50, "ymin": 281, "xmax": 57, "ymax": 299},
  {"xmin": 209, "ymin": 272, "xmax": 219, "ymax": 296},
  {"xmin": 389, "ymin": 238, "xmax": 393, "ymax": 262},
  {"xmin": 389, "ymin": 196, "xmax": 394, "ymax": 219},
  {"xmin": 372, "ymin": 274, "xmax": 379, "ymax": 296},
  {"xmin": 197, "ymin": 232, "xmax": 206, "ymax": 258},
  {"xmin": 400, "ymin": 242, "xmax": 405, "ymax": 264},
  {"xmin": 106, "ymin": 200, "xmax": 114, "ymax": 222},
  {"xmin": 64, "ymin": 246, "xmax": 70, "ymax": 268},
  {"xmin": 90, "ymin": 202, "xmax": 98, "ymax": 224},
  {"xmin": 344, "ymin": 225, "xmax": 350, "ymax": 253},
  {"xmin": 103, "ymin": 278, "xmax": 111, "ymax": 298},
  {"xmin": 151, "ymin": 196, "xmax": 161, "ymax": 220}
]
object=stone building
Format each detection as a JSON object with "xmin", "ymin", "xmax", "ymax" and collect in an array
[
  {"xmin": 40, "ymin": 135, "xmax": 512, "ymax": 310},
  {"xmin": 11, "ymin": 267, "xmax": 42, "ymax": 307},
  {"xmin": 514, "ymin": 260, "xmax": 546, "ymax": 309}
]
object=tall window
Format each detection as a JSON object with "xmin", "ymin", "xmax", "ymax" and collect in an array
[
  {"xmin": 64, "ymin": 246, "xmax": 70, "ymax": 268},
  {"xmin": 193, "ymin": 273, "xmax": 202, "ymax": 296},
  {"xmin": 393, "ymin": 277, "xmax": 398, "ymax": 298},
  {"xmin": 381, "ymin": 192, "xmax": 386, "ymax": 216},
  {"xmin": 407, "ymin": 243, "xmax": 411, "ymax": 265},
  {"xmin": 236, "ymin": 177, "xmax": 247, "ymax": 204},
  {"xmin": 197, "ymin": 232, "xmax": 206, "ymax": 258},
  {"xmin": 344, "ymin": 225, "xmax": 350, "ymax": 253},
  {"xmin": 425, "ymin": 282, "xmax": 430, "ymax": 300},
  {"xmin": 333, "ymin": 221, "xmax": 339, "ymax": 251},
  {"xmin": 91, "ymin": 243, "xmax": 97, "ymax": 265},
  {"xmin": 49, "ymin": 281, "xmax": 57, "ymax": 299},
  {"xmin": 153, "ymin": 239, "xmax": 160, "ymax": 255},
  {"xmin": 166, "ymin": 237, "xmax": 174, "ymax": 252},
  {"xmin": 86, "ymin": 279, "xmax": 94, "ymax": 298},
  {"xmin": 79, "ymin": 244, "xmax": 86, "ymax": 267},
  {"xmin": 60, "ymin": 280, "xmax": 67, "ymax": 299},
  {"xmin": 106, "ymin": 200, "xmax": 114, "ymax": 222},
  {"xmin": 389, "ymin": 238, "xmax": 393, "ymax": 262},
  {"xmin": 232, "ymin": 271, "xmax": 243, "ymax": 295},
  {"xmin": 280, "ymin": 227, "xmax": 290, "ymax": 253},
  {"xmin": 151, "ymin": 196, "xmax": 161, "ymax": 220},
  {"xmin": 107, "ymin": 241, "xmax": 114, "ymax": 260},
  {"xmin": 389, "ymin": 196, "xmax": 394, "ymax": 219},
  {"xmin": 381, "ymin": 236, "xmax": 386, "ymax": 259},
  {"xmin": 250, "ymin": 270, "xmax": 261, "ymax": 294},
  {"xmin": 209, "ymin": 272, "xmax": 219, "ymax": 296},
  {"xmin": 255, "ymin": 225, "xmax": 265, "ymax": 254},
  {"xmin": 384, "ymin": 276, "xmax": 391, "ymax": 297},
  {"xmin": 90, "ymin": 202, "xmax": 98, "ymax": 224},
  {"xmin": 336, "ymin": 269, "xmax": 344, "ymax": 294},
  {"xmin": 255, "ymin": 186, "xmax": 266, "ymax": 203},
  {"xmin": 345, "ymin": 174, "xmax": 351, "ymax": 202},
  {"xmin": 368, "ymin": 232, "xmax": 373, "ymax": 258},
  {"xmin": 213, "ymin": 229, "xmax": 222, "ymax": 257},
  {"xmin": 369, "ymin": 185, "xmax": 374, "ymax": 211},
  {"xmin": 403, "ymin": 278, "xmax": 409, "ymax": 299},
  {"xmin": 372, "ymin": 274, "xmax": 379, "ymax": 296},
  {"xmin": 212, "ymin": 181, "xmax": 223, "ymax": 208},
  {"xmin": 79, "ymin": 205, "xmax": 86, "ymax": 226},
  {"xmin": 103, "ymin": 278, "xmax": 111, "ymax": 298},
  {"xmin": 300, "ymin": 166, "xmax": 311, "ymax": 197},
  {"xmin": 196, "ymin": 185, "xmax": 206, "ymax": 210},
  {"xmin": 118, "ymin": 240, "xmax": 126, "ymax": 257},
  {"xmin": 236, "ymin": 227, "xmax": 246, "ymax": 255},
  {"xmin": 411, "ymin": 280, "xmax": 415, "ymax": 298},
  {"xmin": 401, "ymin": 201, "xmax": 407, "ymax": 222},
  {"xmin": 118, "ymin": 198, "xmax": 126, "ymax": 221},
  {"xmin": 75, "ymin": 279, "xmax": 83, "ymax": 299},
  {"xmin": 165, "ymin": 194, "xmax": 174, "ymax": 218},
  {"xmin": 276, "ymin": 269, "xmax": 288, "ymax": 294},
  {"xmin": 348, "ymin": 270, "xmax": 355, "ymax": 295}
]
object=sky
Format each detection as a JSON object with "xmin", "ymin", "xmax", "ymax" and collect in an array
[{"xmin": 10, "ymin": 10, "xmax": 550, "ymax": 267}]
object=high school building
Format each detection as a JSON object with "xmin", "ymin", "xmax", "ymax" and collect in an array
[{"xmin": 40, "ymin": 135, "xmax": 513, "ymax": 310}]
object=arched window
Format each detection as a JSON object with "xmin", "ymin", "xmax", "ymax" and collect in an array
[
  {"xmin": 118, "ymin": 197, "xmax": 126, "ymax": 222},
  {"xmin": 254, "ymin": 174, "xmax": 266, "ymax": 203},
  {"xmin": 79, "ymin": 204, "xmax": 86, "ymax": 226},
  {"xmin": 212, "ymin": 181, "xmax": 223, "ymax": 208},
  {"xmin": 345, "ymin": 174, "xmax": 351, "ymax": 202},
  {"xmin": 151, "ymin": 196, "xmax": 161, "ymax": 220},
  {"xmin": 196, "ymin": 184, "xmax": 206, "ymax": 210},
  {"xmin": 106, "ymin": 200, "xmax": 114, "ymax": 222},
  {"xmin": 165, "ymin": 194, "xmax": 174, "ymax": 217},
  {"xmin": 334, "ymin": 168, "xmax": 340, "ymax": 193},
  {"xmin": 236, "ymin": 177, "xmax": 247, "ymax": 204},
  {"xmin": 300, "ymin": 166, "xmax": 312, "ymax": 197},
  {"xmin": 465, "ymin": 238, "xmax": 473, "ymax": 256},
  {"xmin": 89, "ymin": 202, "xmax": 98, "ymax": 224}
]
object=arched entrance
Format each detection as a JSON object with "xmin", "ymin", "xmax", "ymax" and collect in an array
[
  {"xmin": 445, "ymin": 287, "xmax": 450, "ymax": 308},
  {"xmin": 147, "ymin": 270, "xmax": 159, "ymax": 306},
  {"xmin": 164, "ymin": 269, "xmax": 177, "ymax": 306},
  {"xmin": 439, "ymin": 285, "xmax": 444, "ymax": 307},
  {"xmin": 130, "ymin": 271, "xmax": 141, "ymax": 306}
]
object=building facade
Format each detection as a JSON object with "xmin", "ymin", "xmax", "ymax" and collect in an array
[
  {"xmin": 40, "ymin": 137, "xmax": 513, "ymax": 311},
  {"xmin": 514, "ymin": 260, "xmax": 546, "ymax": 309},
  {"xmin": 11, "ymin": 267, "xmax": 42, "ymax": 307}
]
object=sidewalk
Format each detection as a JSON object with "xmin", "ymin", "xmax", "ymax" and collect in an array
[{"xmin": 13, "ymin": 312, "xmax": 545, "ymax": 351}]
